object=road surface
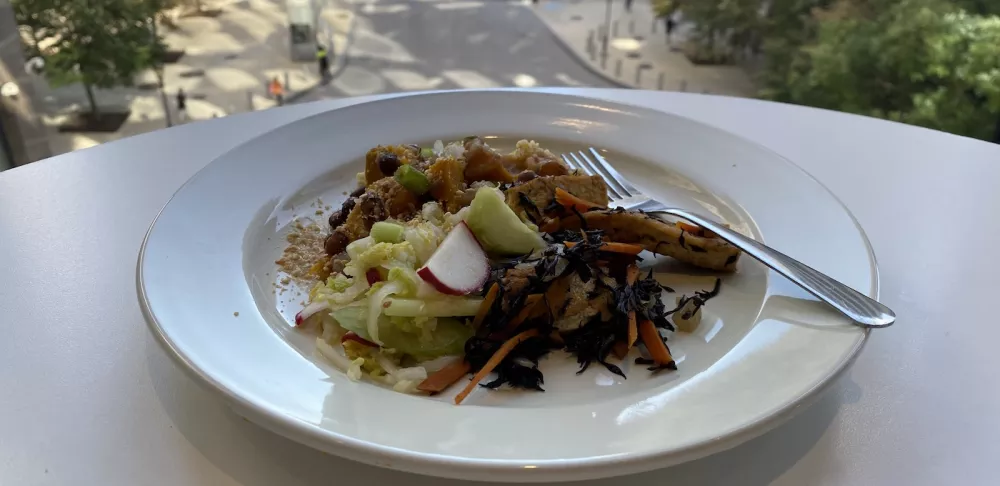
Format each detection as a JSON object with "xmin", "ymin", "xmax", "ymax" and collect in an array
[{"xmin": 301, "ymin": 0, "xmax": 616, "ymax": 101}]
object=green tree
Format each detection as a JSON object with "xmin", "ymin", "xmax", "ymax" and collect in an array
[
  {"xmin": 953, "ymin": 0, "xmax": 1000, "ymax": 16},
  {"xmin": 763, "ymin": 0, "xmax": 1000, "ymax": 141},
  {"xmin": 680, "ymin": 0, "xmax": 767, "ymax": 60},
  {"xmin": 12, "ymin": 0, "xmax": 167, "ymax": 117},
  {"xmin": 757, "ymin": 0, "xmax": 832, "ymax": 87},
  {"xmin": 651, "ymin": 0, "xmax": 679, "ymax": 18}
]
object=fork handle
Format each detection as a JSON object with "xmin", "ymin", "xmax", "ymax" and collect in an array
[{"xmin": 648, "ymin": 209, "xmax": 895, "ymax": 328}]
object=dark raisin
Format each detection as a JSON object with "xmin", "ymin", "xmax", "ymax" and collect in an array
[
  {"xmin": 376, "ymin": 152, "xmax": 400, "ymax": 176},
  {"xmin": 516, "ymin": 170, "xmax": 538, "ymax": 183},
  {"xmin": 329, "ymin": 198, "xmax": 356, "ymax": 229},
  {"xmin": 349, "ymin": 186, "xmax": 366, "ymax": 198},
  {"xmin": 324, "ymin": 231, "xmax": 349, "ymax": 255},
  {"xmin": 342, "ymin": 197, "xmax": 357, "ymax": 212},
  {"xmin": 328, "ymin": 210, "xmax": 345, "ymax": 229}
]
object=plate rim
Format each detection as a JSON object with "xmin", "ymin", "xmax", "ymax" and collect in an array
[{"xmin": 137, "ymin": 89, "xmax": 876, "ymax": 482}]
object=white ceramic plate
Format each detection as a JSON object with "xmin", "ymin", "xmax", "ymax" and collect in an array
[{"xmin": 138, "ymin": 91, "xmax": 875, "ymax": 482}]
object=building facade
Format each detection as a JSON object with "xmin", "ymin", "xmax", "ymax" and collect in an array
[{"xmin": 1, "ymin": 0, "xmax": 51, "ymax": 169}]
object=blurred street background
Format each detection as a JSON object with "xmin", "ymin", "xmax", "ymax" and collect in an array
[{"xmin": 1, "ymin": 0, "xmax": 997, "ymax": 169}]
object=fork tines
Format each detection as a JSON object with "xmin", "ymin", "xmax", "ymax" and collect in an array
[{"xmin": 561, "ymin": 148, "xmax": 637, "ymax": 201}]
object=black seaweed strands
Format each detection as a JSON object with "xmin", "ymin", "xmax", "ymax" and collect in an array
[
  {"xmin": 635, "ymin": 356, "xmax": 678, "ymax": 372},
  {"xmin": 468, "ymin": 231, "xmax": 616, "ymax": 390},
  {"xmin": 615, "ymin": 268, "xmax": 676, "ymax": 331},
  {"xmin": 517, "ymin": 193, "xmax": 543, "ymax": 225},
  {"xmin": 543, "ymin": 227, "xmax": 602, "ymax": 245},
  {"xmin": 563, "ymin": 316, "xmax": 627, "ymax": 378},
  {"xmin": 463, "ymin": 217, "xmax": 723, "ymax": 392},
  {"xmin": 464, "ymin": 334, "xmax": 556, "ymax": 392},
  {"xmin": 671, "ymin": 278, "xmax": 722, "ymax": 321}
]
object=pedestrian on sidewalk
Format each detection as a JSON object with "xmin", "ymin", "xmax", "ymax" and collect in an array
[
  {"xmin": 269, "ymin": 77, "xmax": 284, "ymax": 106},
  {"xmin": 316, "ymin": 44, "xmax": 330, "ymax": 78},
  {"xmin": 176, "ymin": 88, "xmax": 187, "ymax": 122},
  {"xmin": 665, "ymin": 16, "xmax": 676, "ymax": 45}
]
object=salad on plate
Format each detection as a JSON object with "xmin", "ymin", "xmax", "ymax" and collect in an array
[{"xmin": 285, "ymin": 137, "xmax": 741, "ymax": 403}]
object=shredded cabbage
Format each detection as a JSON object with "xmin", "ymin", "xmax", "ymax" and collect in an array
[
  {"xmin": 331, "ymin": 305, "xmax": 473, "ymax": 360},
  {"xmin": 444, "ymin": 207, "xmax": 470, "ymax": 232},
  {"xmin": 326, "ymin": 274, "xmax": 353, "ymax": 292},
  {"xmin": 403, "ymin": 222, "xmax": 445, "ymax": 265},
  {"xmin": 367, "ymin": 280, "xmax": 405, "ymax": 344},
  {"xmin": 381, "ymin": 297, "xmax": 483, "ymax": 317},
  {"xmin": 313, "ymin": 273, "xmax": 368, "ymax": 308},
  {"xmin": 421, "ymin": 201, "xmax": 445, "ymax": 224},
  {"xmin": 443, "ymin": 141, "xmax": 464, "ymax": 159},
  {"xmin": 346, "ymin": 236, "xmax": 374, "ymax": 261},
  {"xmin": 316, "ymin": 337, "xmax": 352, "ymax": 370},
  {"xmin": 308, "ymin": 198, "xmax": 490, "ymax": 382},
  {"xmin": 347, "ymin": 358, "xmax": 365, "ymax": 380},
  {"xmin": 345, "ymin": 240, "xmax": 416, "ymax": 276}
]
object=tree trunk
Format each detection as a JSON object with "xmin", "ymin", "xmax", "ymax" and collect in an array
[
  {"xmin": 83, "ymin": 83, "xmax": 100, "ymax": 118},
  {"xmin": 149, "ymin": 16, "xmax": 171, "ymax": 127}
]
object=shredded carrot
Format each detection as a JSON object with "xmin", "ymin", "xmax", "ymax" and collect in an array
[
  {"xmin": 676, "ymin": 221, "xmax": 704, "ymax": 235},
  {"xmin": 611, "ymin": 340, "xmax": 628, "ymax": 360},
  {"xmin": 626, "ymin": 265, "xmax": 640, "ymax": 284},
  {"xmin": 676, "ymin": 221, "xmax": 727, "ymax": 238},
  {"xmin": 626, "ymin": 265, "xmax": 639, "ymax": 349},
  {"xmin": 564, "ymin": 240, "xmax": 643, "ymax": 255},
  {"xmin": 627, "ymin": 312, "xmax": 638, "ymax": 349},
  {"xmin": 417, "ymin": 358, "xmax": 471, "ymax": 394},
  {"xmin": 554, "ymin": 187, "xmax": 603, "ymax": 212},
  {"xmin": 544, "ymin": 277, "xmax": 570, "ymax": 319},
  {"xmin": 472, "ymin": 283, "xmax": 499, "ymax": 329},
  {"xmin": 548, "ymin": 331, "xmax": 565, "ymax": 345},
  {"xmin": 539, "ymin": 218, "xmax": 560, "ymax": 233},
  {"xmin": 455, "ymin": 329, "xmax": 540, "ymax": 405},
  {"xmin": 638, "ymin": 319, "xmax": 674, "ymax": 366},
  {"xmin": 501, "ymin": 294, "xmax": 543, "ymax": 334}
]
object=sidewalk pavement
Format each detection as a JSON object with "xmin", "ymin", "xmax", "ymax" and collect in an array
[
  {"xmin": 41, "ymin": 0, "xmax": 355, "ymax": 155},
  {"xmin": 531, "ymin": 0, "xmax": 755, "ymax": 96}
]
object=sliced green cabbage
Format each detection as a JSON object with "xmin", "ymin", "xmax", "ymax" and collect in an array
[
  {"xmin": 403, "ymin": 221, "xmax": 445, "ymax": 265},
  {"xmin": 384, "ymin": 317, "xmax": 470, "ymax": 359},
  {"xmin": 343, "ymin": 239, "xmax": 417, "ymax": 279},
  {"xmin": 326, "ymin": 274, "xmax": 353, "ymax": 292},
  {"xmin": 368, "ymin": 280, "xmax": 405, "ymax": 344},
  {"xmin": 313, "ymin": 273, "xmax": 367, "ymax": 307},
  {"xmin": 314, "ymin": 200, "xmax": 483, "ymax": 360},
  {"xmin": 382, "ymin": 297, "xmax": 483, "ymax": 317},
  {"xmin": 331, "ymin": 304, "xmax": 473, "ymax": 359}
]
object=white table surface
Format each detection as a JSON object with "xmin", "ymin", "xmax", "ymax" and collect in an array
[{"xmin": 1, "ymin": 88, "xmax": 998, "ymax": 486}]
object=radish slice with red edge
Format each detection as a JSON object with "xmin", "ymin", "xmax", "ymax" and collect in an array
[
  {"xmin": 366, "ymin": 268, "xmax": 382, "ymax": 286},
  {"xmin": 417, "ymin": 222, "xmax": 488, "ymax": 295},
  {"xmin": 341, "ymin": 332, "xmax": 378, "ymax": 347},
  {"xmin": 295, "ymin": 301, "xmax": 329, "ymax": 326}
]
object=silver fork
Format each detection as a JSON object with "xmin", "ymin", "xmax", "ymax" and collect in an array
[{"xmin": 561, "ymin": 148, "xmax": 895, "ymax": 329}]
